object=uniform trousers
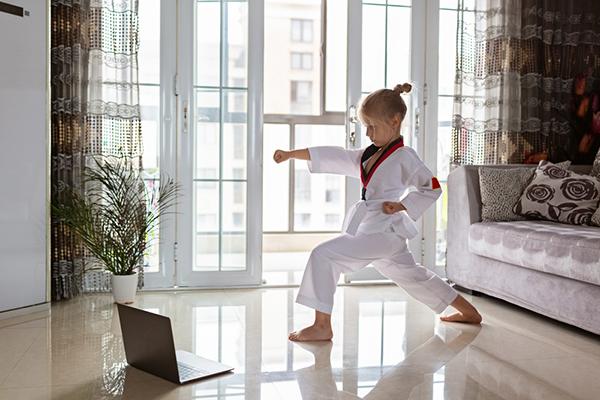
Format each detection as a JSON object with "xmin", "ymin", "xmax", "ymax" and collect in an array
[{"xmin": 296, "ymin": 232, "xmax": 458, "ymax": 314}]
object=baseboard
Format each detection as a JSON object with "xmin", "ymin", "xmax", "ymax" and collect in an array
[{"xmin": 0, "ymin": 302, "xmax": 50, "ymax": 328}]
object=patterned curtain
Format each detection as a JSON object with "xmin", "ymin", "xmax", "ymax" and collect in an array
[
  {"xmin": 452, "ymin": 0, "xmax": 600, "ymax": 165},
  {"xmin": 51, "ymin": 0, "xmax": 143, "ymax": 300}
]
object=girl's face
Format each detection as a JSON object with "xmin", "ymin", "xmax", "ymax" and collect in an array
[{"xmin": 361, "ymin": 113, "xmax": 402, "ymax": 147}]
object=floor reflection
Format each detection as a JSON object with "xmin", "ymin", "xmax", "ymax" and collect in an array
[
  {"xmin": 1, "ymin": 286, "xmax": 599, "ymax": 399},
  {"xmin": 290, "ymin": 323, "xmax": 479, "ymax": 400}
]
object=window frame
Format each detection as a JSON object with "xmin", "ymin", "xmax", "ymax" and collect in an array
[{"xmin": 264, "ymin": 0, "xmax": 348, "ymax": 235}]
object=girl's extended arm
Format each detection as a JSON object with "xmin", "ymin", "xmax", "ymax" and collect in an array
[
  {"xmin": 275, "ymin": 146, "xmax": 363, "ymax": 178},
  {"xmin": 273, "ymin": 149, "xmax": 310, "ymax": 163}
]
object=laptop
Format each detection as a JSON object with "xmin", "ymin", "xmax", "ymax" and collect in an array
[{"xmin": 117, "ymin": 304, "xmax": 234, "ymax": 384}]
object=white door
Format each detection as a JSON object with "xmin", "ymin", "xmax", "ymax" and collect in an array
[
  {"xmin": 176, "ymin": 0, "xmax": 263, "ymax": 287},
  {"xmin": 345, "ymin": 0, "xmax": 427, "ymax": 282}
]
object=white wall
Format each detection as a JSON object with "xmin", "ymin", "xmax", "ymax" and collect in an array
[{"xmin": 0, "ymin": 0, "xmax": 49, "ymax": 312}]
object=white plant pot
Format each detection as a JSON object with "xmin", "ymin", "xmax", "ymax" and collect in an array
[{"xmin": 111, "ymin": 272, "xmax": 138, "ymax": 304}]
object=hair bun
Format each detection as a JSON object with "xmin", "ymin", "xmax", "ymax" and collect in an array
[{"xmin": 393, "ymin": 83, "xmax": 412, "ymax": 95}]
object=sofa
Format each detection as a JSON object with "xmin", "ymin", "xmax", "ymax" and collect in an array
[{"xmin": 447, "ymin": 164, "xmax": 600, "ymax": 335}]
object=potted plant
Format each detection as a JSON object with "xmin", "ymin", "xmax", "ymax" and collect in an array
[{"xmin": 52, "ymin": 154, "xmax": 179, "ymax": 303}]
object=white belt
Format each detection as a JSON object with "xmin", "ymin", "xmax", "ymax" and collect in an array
[
  {"xmin": 341, "ymin": 201, "xmax": 366, "ymax": 235},
  {"xmin": 342, "ymin": 200, "xmax": 419, "ymax": 239}
]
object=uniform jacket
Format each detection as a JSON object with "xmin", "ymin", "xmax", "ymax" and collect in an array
[{"xmin": 307, "ymin": 138, "xmax": 441, "ymax": 238}]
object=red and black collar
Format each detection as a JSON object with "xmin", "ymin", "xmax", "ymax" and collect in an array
[{"xmin": 360, "ymin": 137, "xmax": 404, "ymax": 200}]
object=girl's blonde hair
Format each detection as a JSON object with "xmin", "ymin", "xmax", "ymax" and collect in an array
[{"xmin": 358, "ymin": 82, "xmax": 412, "ymax": 125}]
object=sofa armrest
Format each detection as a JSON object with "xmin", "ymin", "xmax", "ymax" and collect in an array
[{"xmin": 446, "ymin": 165, "xmax": 483, "ymax": 283}]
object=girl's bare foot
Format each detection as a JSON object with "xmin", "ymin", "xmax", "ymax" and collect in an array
[
  {"xmin": 440, "ymin": 311, "xmax": 482, "ymax": 324},
  {"xmin": 289, "ymin": 310, "xmax": 333, "ymax": 342},
  {"xmin": 289, "ymin": 324, "xmax": 333, "ymax": 342},
  {"xmin": 440, "ymin": 293, "xmax": 482, "ymax": 324}
]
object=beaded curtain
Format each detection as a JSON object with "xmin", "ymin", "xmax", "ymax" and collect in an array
[
  {"xmin": 452, "ymin": 0, "xmax": 600, "ymax": 165},
  {"xmin": 51, "ymin": 0, "xmax": 143, "ymax": 300}
]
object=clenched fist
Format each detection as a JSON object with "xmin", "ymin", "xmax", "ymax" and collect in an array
[
  {"xmin": 273, "ymin": 149, "xmax": 290, "ymax": 163},
  {"xmin": 382, "ymin": 201, "xmax": 406, "ymax": 214}
]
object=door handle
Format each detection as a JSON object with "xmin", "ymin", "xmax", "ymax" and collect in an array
[
  {"xmin": 183, "ymin": 100, "xmax": 189, "ymax": 135},
  {"xmin": 414, "ymin": 106, "xmax": 420, "ymax": 137},
  {"xmin": 348, "ymin": 105, "xmax": 358, "ymax": 146}
]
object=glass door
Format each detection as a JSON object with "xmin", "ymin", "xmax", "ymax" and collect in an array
[
  {"xmin": 176, "ymin": 0, "xmax": 263, "ymax": 287},
  {"xmin": 138, "ymin": 0, "xmax": 177, "ymax": 288},
  {"xmin": 345, "ymin": 0, "xmax": 426, "ymax": 282},
  {"xmin": 261, "ymin": 0, "xmax": 360, "ymax": 286}
]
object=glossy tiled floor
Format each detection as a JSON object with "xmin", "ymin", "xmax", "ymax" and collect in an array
[{"xmin": 1, "ymin": 285, "xmax": 599, "ymax": 399}]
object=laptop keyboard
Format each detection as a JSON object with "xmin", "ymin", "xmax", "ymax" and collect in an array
[{"xmin": 178, "ymin": 363, "xmax": 208, "ymax": 381}]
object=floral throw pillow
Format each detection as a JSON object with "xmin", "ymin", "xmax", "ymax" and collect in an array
[{"xmin": 514, "ymin": 161, "xmax": 600, "ymax": 226}]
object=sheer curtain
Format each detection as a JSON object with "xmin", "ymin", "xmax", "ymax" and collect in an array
[
  {"xmin": 452, "ymin": 0, "xmax": 600, "ymax": 165},
  {"xmin": 51, "ymin": 0, "xmax": 143, "ymax": 300}
]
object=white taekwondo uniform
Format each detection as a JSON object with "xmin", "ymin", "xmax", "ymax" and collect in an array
[{"xmin": 295, "ymin": 137, "xmax": 458, "ymax": 314}]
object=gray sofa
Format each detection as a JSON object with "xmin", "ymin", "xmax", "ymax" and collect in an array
[{"xmin": 447, "ymin": 165, "xmax": 600, "ymax": 335}]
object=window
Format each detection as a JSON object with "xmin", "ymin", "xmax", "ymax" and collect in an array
[
  {"xmin": 262, "ymin": 124, "xmax": 290, "ymax": 232},
  {"xmin": 199, "ymin": 168, "xmax": 218, "ymax": 178},
  {"xmin": 291, "ymin": 19, "xmax": 313, "ymax": 42},
  {"xmin": 198, "ymin": 214, "xmax": 218, "ymax": 230},
  {"xmin": 264, "ymin": 2, "xmax": 324, "ymax": 115},
  {"xmin": 196, "ymin": 182, "xmax": 219, "ymax": 232},
  {"xmin": 295, "ymin": 169, "xmax": 311, "ymax": 201},
  {"xmin": 233, "ymin": 212, "xmax": 244, "ymax": 228},
  {"xmin": 292, "ymin": 125, "xmax": 346, "ymax": 232},
  {"xmin": 290, "ymin": 81, "xmax": 312, "ymax": 114},
  {"xmin": 234, "ymin": 184, "xmax": 244, "ymax": 204},
  {"xmin": 234, "ymin": 49, "xmax": 246, "ymax": 69},
  {"xmin": 138, "ymin": 0, "xmax": 161, "ymax": 272},
  {"xmin": 198, "ymin": 123, "xmax": 219, "ymax": 145},
  {"xmin": 325, "ymin": 214, "xmax": 340, "ymax": 226},
  {"xmin": 233, "ymin": 125, "xmax": 244, "ymax": 160},
  {"xmin": 325, "ymin": 189, "xmax": 340, "ymax": 203},
  {"xmin": 325, "ymin": 176, "xmax": 340, "ymax": 203},
  {"xmin": 291, "ymin": 81, "xmax": 312, "ymax": 103},
  {"xmin": 295, "ymin": 213, "xmax": 312, "ymax": 226},
  {"xmin": 233, "ymin": 168, "xmax": 244, "ymax": 179},
  {"xmin": 291, "ymin": 52, "xmax": 313, "ymax": 70}
]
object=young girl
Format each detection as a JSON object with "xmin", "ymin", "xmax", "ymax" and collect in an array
[{"xmin": 273, "ymin": 83, "xmax": 482, "ymax": 342}]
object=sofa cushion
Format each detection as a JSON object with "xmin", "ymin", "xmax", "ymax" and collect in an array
[
  {"xmin": 514, "ymin": 161, "xmax": 600, "ymax": 226},
  {"xmin": 478, "ymin": 161, "xmax": 570, "ymax": 223},
  {"xmin": 469, "ymin": 221, "xmax": 600, "ymax": 286},
  {"xmin": 479, "ymin": 167, "xmax": 534, "ymax": 222}
]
